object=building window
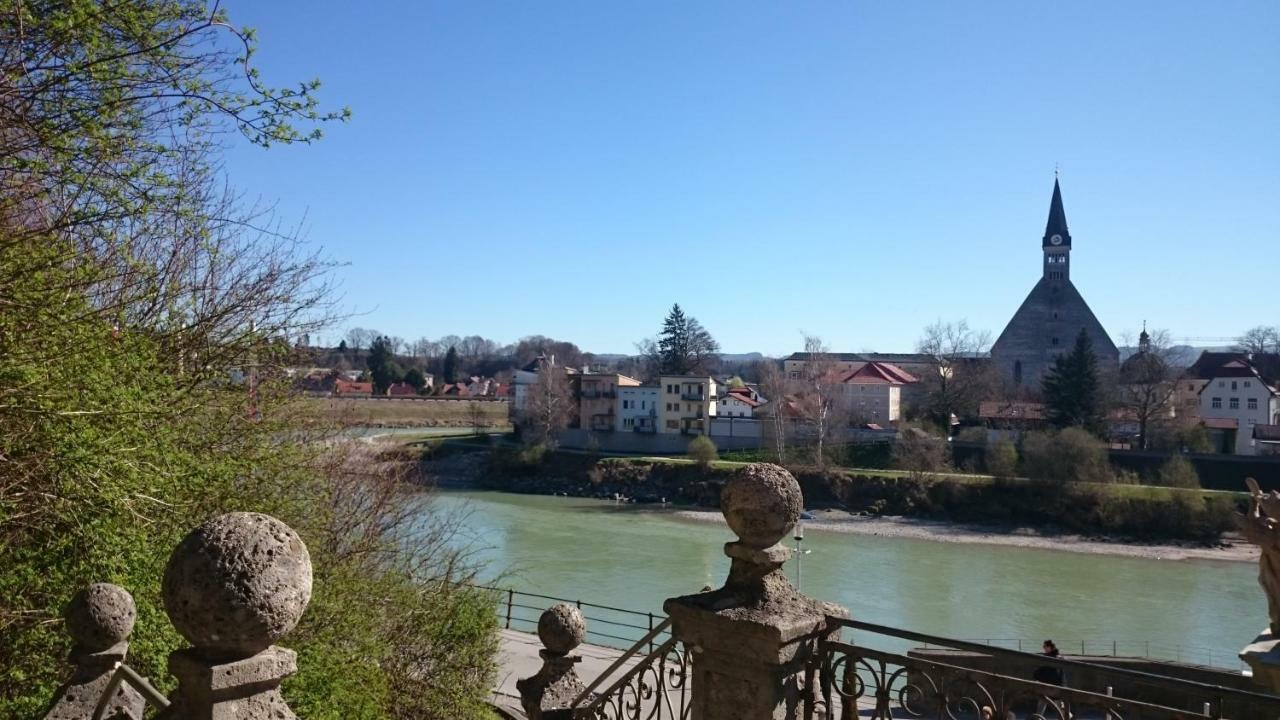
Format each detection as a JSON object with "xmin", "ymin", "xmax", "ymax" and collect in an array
[
  {"xmin": 1249, "ymin": 398, "xmax": 1259, "ymax": 410},
  {"xmin": 666, "ymin": 420, "xmax": 678, "ymax": 429},
  {"xmin": 1245, "ymin": 381, "xmax": 1252, "ymax": 388},
  {"xmin": 1230, "ymin": 398, "xmax": 1239, "ymax": 410},
  {"xmin": 1232, "ymin": 381, "xmax": 1238, "ymax": 391},
  {"xmin": 1212, "ymin": 397, "xmax": 1222, "ymax": 409},
  {"xmin": 1219, "ymin": 381, "xmax": 1225, "ymax": 387},
  {"xmin": 1051, "ymin": 337, "xmax": 1059, "ymax": 346},
  {"xmin": 1013, "ymin": 361, "xmax": 1023, "ymax": 385}
]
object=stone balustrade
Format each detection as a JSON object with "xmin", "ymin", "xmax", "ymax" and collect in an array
[{"xmin": 43, "ymin": 511, "xmax": 312, "ymax": 720}]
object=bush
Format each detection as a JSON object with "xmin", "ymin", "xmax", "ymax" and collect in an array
[
  {"xmin": 688, "ymin": 435, "xmax": 719, "ymax": 469},
  {"xmin": 985, "ymin": 440, "xmax": 1019, "ymax": 478},
  {"xmin": 1153, "ymin": 455, "xmax": 1202, "ymax": 489},
  {"xmin": 953, "ymin": 426, "xmax": 988, "ymax": 443},
  {"xmin": 1021, "ymin": 427, "xmax": 1112, "ymax": 484},
  {"xmin": 891, "ymin": 431, "xmax": 952, "ymax": 477}
]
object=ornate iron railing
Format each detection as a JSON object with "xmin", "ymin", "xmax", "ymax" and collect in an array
[
  {"xmin": 810, "ymin": 620, "xmax": 1280, "ymax": 720},
  {"xmin": 570, "ymin": 617, "xmax": 692, "ymax": 719}
]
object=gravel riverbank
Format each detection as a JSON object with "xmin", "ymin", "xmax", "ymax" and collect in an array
[{"xmin": 672, "ymin": 508, "xmax": 1258, "ymax": 563}]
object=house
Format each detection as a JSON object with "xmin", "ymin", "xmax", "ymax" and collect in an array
[
  {"xmin": 439, "ymin": 383, "xmax": 471, "ymax": 397},
  {"xmin": 1196, "ymin": 355, "xmax": 1280, "ymax": 455},
  {"xmin": 334, "ymin": 379, "xmax": 373, "ymax": 396},
  {"xmin": 511, "ymin": 354, "xmax": 578, "ymax": 414},
  {"xmin": 718, "ymin": 387, "xmax": 762, "ymax": 418},
  {"xmin": 618, "ymin": 386, "xmax": 660, "ymax": 432},
  {"xmin": 837, "ymin": 362, "xmax": 917, "ymax": 425},
  {"xmin": 1255, "ymin": 424, "xmax": 1280, "ymax": 456},
  {"xmin": 783, "ymin": 353, "xmax": 930, "ymax": 408},
  {"xmin": 657, "ymin": 375, "xmax": 717, "ymax": 435},
  {"xmin": 386, "ymin": 382, "xmax": 419, "ymax": 397},
  {"xmin": 575, "ymin": 373, "xmax": 641, "ymax": 432}
]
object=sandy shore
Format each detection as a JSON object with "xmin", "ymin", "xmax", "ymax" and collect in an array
[{"xmin": 673, "ymin": 508, "xmax": 1259, "ymax": 563}]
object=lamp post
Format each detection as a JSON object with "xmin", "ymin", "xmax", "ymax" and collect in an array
[{"xmin": 794, "ymin": 521, "xmax": 804, "ymax": 591}]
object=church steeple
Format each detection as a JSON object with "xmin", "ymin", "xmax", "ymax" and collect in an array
[
  {"xmin": 1042, "ymin": 177, "xmax": 1072, "ymax": 247},
  {"xmin": 1042, "ymin": 177, "xmax": 1071, "ymax": 282}
]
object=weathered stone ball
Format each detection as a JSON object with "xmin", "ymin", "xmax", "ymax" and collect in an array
[
  {"xmin": 721, "ymin": 463, "xmax": 803, "ymax": 549},
  {"xmin": 163, "ymin": 512, "xmax": 312, "ymax": 659},
  {"xmin": 65, "ymin": 583, "xmax": 136, "ymax": 651},
  {"xmin": 537, "ymin": 603, "xmax": 586, "ymax": 655}
]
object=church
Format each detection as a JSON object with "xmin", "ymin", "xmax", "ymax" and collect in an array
[{"xmin": 990, "ymin": 178, "xmax": 1119, "ymax": 388}]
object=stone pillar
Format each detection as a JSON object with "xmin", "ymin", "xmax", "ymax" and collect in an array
[
  {"xmin": 156, "ymin": 512, "xmax": 313, "ymax": 720},
  {"xmin": 664, "ymin": 464, "xmax": 845, "ymax": 720},
  {"xmin": 43, "ymin": 583, "xmax": 145, "ymax": 720},
  {"xmin": 1240, "ymin": 632, "xmax": 1280, "ymax": 693},
  {"xmin": 516, "ymin": 603, "xmax": 588, "ymax": 720}
]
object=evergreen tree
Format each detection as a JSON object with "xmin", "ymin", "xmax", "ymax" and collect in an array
[
  {"xmin": 338, "ymin": 339, "xmax": 348, "ymax": 353},
  {"xmin": 443, "ymin": 345, "xmax": 460, "ymax": 384},
  {"xmin": 404, "ymin": 368, "xmax": 428, "ymax": 392},
  {"xmin": 1042, "ymin": 328, "xmax": 1105, "ymax": 435},
  {"xmin": 657, "ymin": 303, "xmax": 719, "ymax": 375},
  {"xmin": 367, "ymin": 335, "xmax": 401, "ymax": 394}
]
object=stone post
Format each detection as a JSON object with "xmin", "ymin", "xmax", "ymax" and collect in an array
[
  {"xmin": 156, "ymin": 512, "xmax": 313, "ymax": 720},
  {"xmin": 516, "ymin": 603, "xmax": 588, "ymax": 720},
  {"xmin": 43, "ymin": 583, "xmax": 145, "ymax": 720},
  {"xmin": 663, "ymin": 463, "xmax": 846, "ymax": 720}
]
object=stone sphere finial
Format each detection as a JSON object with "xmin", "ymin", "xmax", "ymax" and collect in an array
[
  {"xmin": 720, "ymin": 463, "xmax": 803, "ymax": 549},
  {"xmin": 65, "ymin": 583, "xmax": 136, "ymax": 652},
  {"xmin": 537, "ymin": 603, "xmax": 586, "ymax": 655},
  {"xmin": 162, "ymin": 512, "xmax": 312, "ymax": 660}
]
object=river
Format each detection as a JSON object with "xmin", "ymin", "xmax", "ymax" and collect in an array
[{"xmin": 432, "ymin": 489, "xmax": 1261, "ymax": 670}]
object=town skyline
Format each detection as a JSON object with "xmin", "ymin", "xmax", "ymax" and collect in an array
[{"xmin": 224, "ymin": 1, "xmax": 1277, "ymax": 354}]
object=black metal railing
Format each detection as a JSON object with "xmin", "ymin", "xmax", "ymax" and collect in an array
[
  {"xmin": 482, "ymin": 585, "xmax": 670, "ymax": 652},
  {"xmin": 809, "ymin": 619, "xmax": 1280, "ymax": 720},
  {"xmin": 571, "ymin": 617, "xmax": 691, "ymax": 720}
]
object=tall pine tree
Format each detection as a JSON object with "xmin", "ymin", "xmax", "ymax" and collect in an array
[
  {"xmin": 657, "ymin": 303, "xmax": 719, "ymax": 374},
  {"xmin": 1042, "ymin": 328, "xmax": 1105, "ymax": 435},
  {"xmin": 442, "ymin": 345, "xmax": 460, "ymax": 384}
]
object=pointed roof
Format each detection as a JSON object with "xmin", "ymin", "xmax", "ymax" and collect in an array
[
  {"xmin": 1042, "ymin": 177, "xmax": 1072, "ymax": 246},
  {"xmin": 842, "ymin": 361, "xmax": 918, "ymax": 385}
]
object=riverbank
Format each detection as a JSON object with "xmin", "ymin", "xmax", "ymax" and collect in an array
[
  {"xmin": 672, "ymin": 508, "xmax": 1258, "ymax": 563},
  {"xmin": 421, "ymin": 449, "xmax": 1253, "ymax": 562}
]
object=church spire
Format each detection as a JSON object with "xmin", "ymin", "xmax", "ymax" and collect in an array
[{"xmin": 1042, "ymin": 177, "xmax": 1071, "ymax": 247}]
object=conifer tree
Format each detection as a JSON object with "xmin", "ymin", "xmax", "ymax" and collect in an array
[
  {"xmin": 657, "ymin": 303, "xmax": 719, "ymax": 375},
  {"xmin": 1042, "ymin": 328, "xmax": 1105, "ymax": 435},
  {"xmin": 442, "ymin": 345, "xmax": 460, "ymax": 384}
]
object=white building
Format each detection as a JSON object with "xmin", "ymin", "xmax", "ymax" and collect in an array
[
  {"xmin": 1197, "ymin": 357, "xmax": 1280, "ymax": 455},
  {"xmin": 718, "ymin": 388, "xmax": 761, "ymax": 418},
  {"xmin": 617, "ymin": 386, "xmax": 659, "ymax": 432},
  {"xmin": 837, "ymin": 361, "xmax": 916, "ymax": 426}
]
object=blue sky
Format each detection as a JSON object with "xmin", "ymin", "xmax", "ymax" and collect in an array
[{"xmin": 222, "ymin": 1, "xmax": 1278, "ymax": 356}]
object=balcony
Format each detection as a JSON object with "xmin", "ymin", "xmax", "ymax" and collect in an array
[
  {"xmin": 590, "ymin": 414, "xmax": 615, "ymax": 432},
  {"xmin": 580, "ymin": 389, "xmax": 616, "ymax": 399},
  {"xmin": 632, "ymin": 422, "xmax": 656, "ymax": 434},
  {"xmin": 680, "ymin": 391, "xmax": 707, "ymax": 402}
]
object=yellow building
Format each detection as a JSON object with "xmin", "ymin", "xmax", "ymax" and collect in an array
[
  {"xmin": 576, "ymin": 373, "xmax": 641, "ymax": 432},
  {"xmin": 657, "ymin": 375, "xmax": 718, "ymax": 435}
]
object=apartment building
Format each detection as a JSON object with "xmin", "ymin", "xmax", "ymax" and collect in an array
[
  {"xmin": 618, "ymin": 386, "xmax": 660, "ymax": 432},
  {"xmin": 1197, "ymin": 356, "xmax": 1280, "ymax": 455},
  {"xmin": 576, "ymin": 373, "xmax": 641, "ymax": 432},
  {"xmin": 657, "ymin": 375, "xmax": 718, "ymax": 435}
]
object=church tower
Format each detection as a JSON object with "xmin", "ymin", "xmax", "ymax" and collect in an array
[
  {"xmin": 990, "ymin": 177, "xmax": 1119, "ymax": 389},
  {"xmin": 1042, "ymin": 178, "xmax": 1071, "ymax": 282}
]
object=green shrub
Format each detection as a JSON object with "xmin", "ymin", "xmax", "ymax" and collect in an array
[
  {"xmin": 985, "ymin": 440, "xmax": 1019, "ymax": 478},
  {"xmin": 1153, "ymin": 455, "xmax": 1202, "ymax": 489},
  {"xmin": 688, "ymin": 435, "xmax": 718, "ymax": 469},
  {"xmin": 1021, "ymin": 427, "xmax": 1112, "ymax": 484},
  {"xmin": 891, "ymin": 432, "xmax": 952, "ymax": 477}
]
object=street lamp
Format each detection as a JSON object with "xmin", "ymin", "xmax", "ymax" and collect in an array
[{"xmin": 794, "ymin": 521, "xmax": 805, "ymax": 590}]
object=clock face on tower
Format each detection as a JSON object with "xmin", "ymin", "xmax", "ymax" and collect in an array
[{"xmin": 1049, "ymin": 234, "xmax": 1063, "ymax": 246}]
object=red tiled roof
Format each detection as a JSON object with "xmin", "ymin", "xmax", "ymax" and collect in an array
[
  {"xmin": 1202, "ymin": 417, "xmax": 1238, "ymax": 430},
  {"xmin": 842, "ymin": 361, "xmax": 918, "ymax": 385},
  {"xmin": 334, "ymin": 379, "xmax": 373, "ymax": 395},
  {"xmin": 387, "ymin": 382, "xmax": 418, "ymax": 396},
  {"xmin": 1255, "ymin": 424, "xmax": 1280, "ymax": 442},
  {"xmin": 721, "ymin": 392, "xmax": 762, "ymax": 408}
]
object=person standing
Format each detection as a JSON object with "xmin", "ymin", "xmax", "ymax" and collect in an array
[{"xmin": 1034, "ymin": 640, "xmax": 1066, "ymax": 717}]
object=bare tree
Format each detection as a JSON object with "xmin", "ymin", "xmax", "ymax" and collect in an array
[
  {"xmin": 915, "ymin": 319, "xmax": 996, "ymax": 426},
  {"xmin": 1118, "ymin": 328, "xmax": 1179, "ymax": 450},
  {"xmin": 756, "ymin": 359, "xmax": 790, "ymax": 463},
  {"xmin": 521, "ymin": 362, "xmax": 574, "ymax": 448},
  {"xmin": 791, "ymin": 335, "xmax": 848, "ymax": 467},
  {"xmin": 1237, "ymin": 326, "xmax": 1280, "ymax": 355},
  {"xmin": 345, "ymin": 327, "xmax": 379, "ymax": 352}
]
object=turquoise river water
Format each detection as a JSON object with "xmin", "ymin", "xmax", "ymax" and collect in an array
[{"xmin": 432, "ymin": 489, "xmax": 1261, "ymax": 669}]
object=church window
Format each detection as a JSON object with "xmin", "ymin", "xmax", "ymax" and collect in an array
[
  {"xmin": 1212, "ymin": 397, "xmax": 1222, "ymax": 409},
  {"xmin": 1230, "ymin": 398, "xmax": 1240, "ymax": 410},
  {"xmin": 1051, "ymin": 337, "xmax": 1059, "ymax": 346},
  {"xmin": 1013, "ymin": 361, "xmax": 1023, "ymax": 385}
]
